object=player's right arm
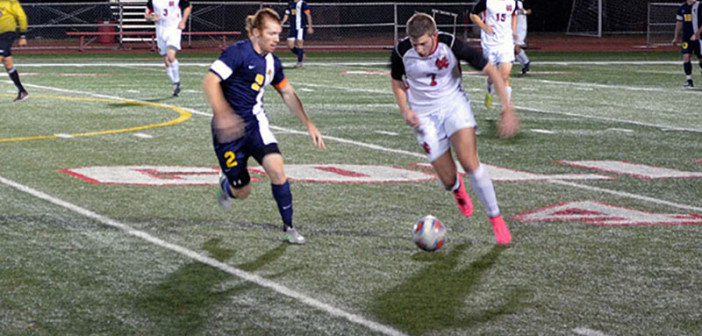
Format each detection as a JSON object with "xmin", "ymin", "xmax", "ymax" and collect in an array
[
  {"xmin": 144, "ymin": 0, "xmax": 159, "ymax": 21},
  {"xmin": 673, "ymin": 21, "xmax": 682, "ymax": 44},
  {"xmin": 390, "ymin": 49, "xmax": 420, "ymax": 128},
  {"xmin": 470, "ymin": 0, "xmax": 493, "ymax": 35},
  {"xmin": 203, "ymin": 66, "xmax": 244, "ymax": 143}
]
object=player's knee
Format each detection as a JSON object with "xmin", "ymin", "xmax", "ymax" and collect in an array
[{"xmin": 232, "ymin": 185, "xmax": 251, "ymax": 199}]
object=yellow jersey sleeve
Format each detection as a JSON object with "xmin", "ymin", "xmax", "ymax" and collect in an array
[{"xmin": 0, "ymin": 0, "xmax": 28, "ymax": 34}]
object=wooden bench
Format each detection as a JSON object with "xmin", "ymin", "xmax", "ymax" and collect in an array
[{"xmin": 66, "ymin": 31, "xmax": 241, "ymax": 52}]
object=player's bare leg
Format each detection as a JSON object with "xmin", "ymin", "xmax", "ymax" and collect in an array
[
  {"xmin": 451, "ymin": 128, "xmax": 511, "ymax": 245},
  {"xmin": 3, "ymin": 56, "xmax": 28, "ymax": 102},
  {"xmin": 500, "ymin": 62, "xmax": 514, "ymax": 102},
  {"xmin": 430, "ymin": 150, "xmax": 473, "ymax": 217},
  {"xmin": 262, "ymin": 153, "xmax": 305, "ymax": 244}
]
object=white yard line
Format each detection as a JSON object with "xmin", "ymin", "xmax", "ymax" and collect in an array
[{"xmin": 0, "ymin": 174, "xmax": 407, "ymax": 336}]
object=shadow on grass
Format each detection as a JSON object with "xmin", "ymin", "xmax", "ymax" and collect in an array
[
  {"xmin": 371, "ymin": 244, "xmax": 530, "ymax": 335},
  {"xmin": 135, "ymin": 238, "xmax": 289, "ymax": 334}
]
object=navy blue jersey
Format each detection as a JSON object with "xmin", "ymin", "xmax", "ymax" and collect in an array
[
  {"xmin": 285, "ymin": 1, "xmax": 310, "ymax": 31},
  {"xmin": 209, "ymin": 39, "xmax": 287, "ymax": 123},
  {"xmin": 676, "ymin": 1, "xmax": 701, "ymax": 41}
]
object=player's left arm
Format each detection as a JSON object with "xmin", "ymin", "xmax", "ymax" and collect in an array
[
  {"xmin": 14, "ymin": 1, "xmax": 28, "ymax": 46},
  {"xmin": 304, "ymin": 7, "xmax": 313, "ymax": 34},
  {"xmin": 276, "ymin": 82, "xmax": 326, "ymax": 150},
  {"xmin": 179, "ymin": 0, "xmax": 192, "ymax": 30},
  {"xmin": 451, "ymin": 38, "xmax": 519, "ymax": 138}
]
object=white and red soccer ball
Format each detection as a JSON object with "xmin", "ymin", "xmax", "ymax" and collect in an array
[{"xmin": 412, "ymin": 215, "xmax": 446, "ymax": 252}]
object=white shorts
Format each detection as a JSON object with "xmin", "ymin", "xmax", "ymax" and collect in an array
[
  {"xmin": 516, "ymin": 25, "xmax": 527, "ymax": 47},
  {"xmin": 482, "ymin": 43, "xmax": 515, "ymax": 65},
  {"xmin": 413, "ymin": 93, "xmax": 476, "ymax": 162},
  {"xmin": 156, "ymin": 28, "xmax": 182, "ymax": 56}
]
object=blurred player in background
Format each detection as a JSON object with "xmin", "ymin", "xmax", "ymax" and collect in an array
[
  {"xmin": 281, "ymin": 0, "xmax": 313, "ymax": 68},
  {"xmin": 514, "ymin": 0, "xmax": 531, "ymax": 74},
  {"xmin": 0, "ymin": 0, "xmax": 29, "ymax": 102},
  {"xmin": 470, "ymin": 0, "xmax": 517, "ymax": 109},
  {"xmin": 145, "ymin": 0, "xmax": 192, "ymax": 96},
  {"xmin": 203, "ymin": 8, "xmax": 326, "ymax": 245},
  {"xmin": 672, "ymin": 0, "xmax": 701, "ymax": 88},
  {"xmin": 390, "ymin": 13, "xmax": 518, "ymax": 245}
]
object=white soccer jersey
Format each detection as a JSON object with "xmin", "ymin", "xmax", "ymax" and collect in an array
[
  {"xmin": 147, "ymin": 0, "xmax": 189, "ymax": 31},
  {"xmin": 472, "ymin": 0, "xmax": 516, "ymax": 50},
  {"xmin": 516, "ymin": 0, "xmax": 528, "ymax": 44},
  {"xmin": 390, "ymin": 32, "xmax": 487, "ymax": 113}
]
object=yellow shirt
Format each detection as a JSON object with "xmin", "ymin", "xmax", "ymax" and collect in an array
[{"xmin": 0, "ymin": 0, "xmax": 27, "ymax": 35}]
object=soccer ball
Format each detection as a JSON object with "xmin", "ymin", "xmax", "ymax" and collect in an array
[{"xmin": 412, "ymin": 215, "xmax": 446, "ymax": 252}]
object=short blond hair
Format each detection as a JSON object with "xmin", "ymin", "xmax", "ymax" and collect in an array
[{"xmin": 406, "ymin": 13, "xmax": 437, "ymax": 39}]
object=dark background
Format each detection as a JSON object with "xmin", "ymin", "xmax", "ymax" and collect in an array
[{"xmin": 19, "ymin": 0, "xmax": 682, "ymax": 33}]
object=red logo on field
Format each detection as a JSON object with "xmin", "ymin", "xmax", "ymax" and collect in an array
[
  {"xmin": 513, "ymin": 201, "xmax": 702, "ymax": 227},
  {"xmin": 435, "ymin": 57, "xmax": 449, "ymax": 70}
]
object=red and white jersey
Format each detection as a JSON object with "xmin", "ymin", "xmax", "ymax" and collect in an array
[
  {"xmin": 472, "ymin": 0, "xmax": 516, "ymax": 50},
  {"xmin": 147, "ymin": 0, "xmax": 190, "ymax": 31},
  {"xmin": 390, "ymin": 32, "xmax": 487, "ymax": 113}
]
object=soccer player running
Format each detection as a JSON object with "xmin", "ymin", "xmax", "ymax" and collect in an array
[
  {"xmin": 203, "ymin": 8, "xmax": 326, "ymax": 244},
  {"xmin": 281, "ymin": 0, "xmax": 313, "ymax": 68},
  {"xmin": 390, "ymin": 13, "xmax": 519, "ymax": 245},
  {"xmin": 514, "ymin": 0, "xmax": 531, "ymax": 74},
  {"xmin": 0, "ymin": 0, "xmax": 29, "ymax": 102},
  {"xmin": 470, "ymin": 0, "xmax": 517, "ymax": 109},
  {"xmin": 145, "ymin": 0, "xmax": 192, "ymax": 96},
  {"xmin": 672, "ymin": 0, "xmax": 702, "ymax": 88}
]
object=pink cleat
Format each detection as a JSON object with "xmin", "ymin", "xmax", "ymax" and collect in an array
[
  {"xmin": 453, "ymin": 175, "xmax": 473, "ymax": 217},
  {"xmin": 489, "ymin": 215, "xmax": 512, "ymax": 245}
]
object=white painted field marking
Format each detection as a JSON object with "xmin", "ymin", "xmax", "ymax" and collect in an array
[
  {"xmin": 375, "ymin": 130, "xmax": 399, "ymax": 136},
  {"xmin": 573, "ymin": 327, "xmax": 611, "ymax": 336},
  {"xmin": 133, "ymin": 133, "xmax": 153, "ymax": 139},
  {"xmin": 0, "ymin": 175, "xmax": 407, "ymax": 336},
  {"xmin": 530, "ymin": 129, "xmax": 556, "ymax": 134}
]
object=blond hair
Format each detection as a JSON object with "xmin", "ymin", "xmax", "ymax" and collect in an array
[
  {"xmin": 245, "ymin": 8, "xmax": 281, "ymax": 38},
  {"xmin": 406, "ymin": 13, "xmax": 437, "ymax": 39}
]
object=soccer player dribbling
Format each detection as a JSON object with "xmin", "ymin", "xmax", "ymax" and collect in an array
[
  {"xmin": 390, "ymin": 13, "xmax": 518, "ymax": 245},
  {"xmin": 203, "ymin": 8, "xmax": 326, "ymax": 244},
  {"xmin": 0, "ymin": 0, "xmax": 29, "ymax": 102}
]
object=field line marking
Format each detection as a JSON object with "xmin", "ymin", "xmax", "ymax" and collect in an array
[
  {"xmin": 0, "ymin": 174, "xmax": 407, "ymax": 336},
  {"xmin": 12, "ymin": 79, "xmax": 702, "ymax": 212},
  {"xmin": 573, "ymin": 327, "xmax": 611, "ymax": 336},
  {"xmin": 266, "ymin": 126, "xmax": 702, "ymax": 212}
]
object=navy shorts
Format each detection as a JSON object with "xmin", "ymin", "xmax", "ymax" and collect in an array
[
  {"xmin": 0, "ymin": 32, "xmax": 17, "ymax": 57},
  {"xmin": 213, "ymin": 121, "xmax": 280, "ymax": 189},
  {"xmin": 288, "ymin": 27, "xmax": 307, "ymax": 41},
  {"xmin": 681, "ymin": 39, "xmax": 701, "ymax": 57}
]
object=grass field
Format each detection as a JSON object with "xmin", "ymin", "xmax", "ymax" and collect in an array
[{"xmin": 1, "ymin": 49, "xmax": 701, "ymax": 336}]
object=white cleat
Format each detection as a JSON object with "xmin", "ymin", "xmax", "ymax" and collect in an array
[
  {"xmin": 284, "ymin": 228, "xmax": 306, "ymax": 245},
  {"xmin": 217, "ymin": 174, "xmax": 232, "ymax": 209}
]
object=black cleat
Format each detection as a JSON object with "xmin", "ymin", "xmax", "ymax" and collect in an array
[
  {"xmin": 521, "ymin": 62, "xmax": 530, "ymax": 74},
  {"xmin": 684, "ymin": 80, "xmax": 694, "ymax": 88},
  {"xmin": 13, "ymin": 91, "xmax": 29, "ymax": 102},
  {"xmin": 172, "ymin": 83, "xmax": 181, "ymax": 96}
]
